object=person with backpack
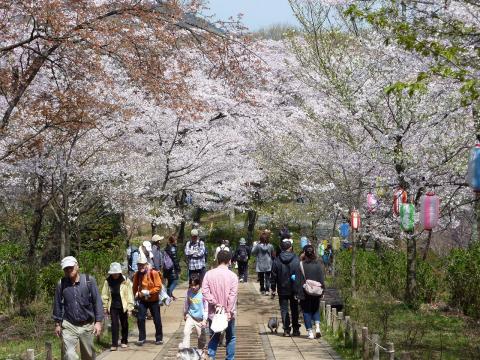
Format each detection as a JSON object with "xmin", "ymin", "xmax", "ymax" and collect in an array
[
  {"xmin": 164, "ymin": 235, "xmax": 180, "ymax": 300},
  {"xmin": 185, "ymin": 229, "xmax": 206, "ymax": 281},
  {"xmin": 140, "ymin": 241, "xmax": 154, "ymax": 267},
  {"xmin": 133, "ymin": 254, "xmax": 163, "ymax": 346},
  {"xmin": 101, "ymin": 262, "xmax": 134, "ymax": 351},
  {"xmin": 214, "ymin": 239, "xmax": 230, "ymax": 262},
  {"xmin": 52, "ymin": 256, "xmax": 104, "ymax": 360},
  {"xmin": 151, "ymin": 235, "xmax": 165, "ymax": 272},
  {"xmin": 234, "ymin": 238, "xmax": 250, "ymax": 283},
  {"xmin": 296, "ymin": 244, "xmax": 325, "ymax": 339},
  {"xmin": 252, "ymin": 232, "xmax": 275, "ymax": 295},
  {"xmin": 270, "ymin": 240, "xmax": 301, "ymax": 337},
  {"xmin": 322, "ymin": 244, "xmax": 333, "ymax": 275},
  {"xmin": 127, "ymin": 245, "xmax": 139, "ymax": 279}
]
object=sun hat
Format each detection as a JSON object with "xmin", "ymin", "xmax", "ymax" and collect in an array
[
  {"xmin": 239, "ymin": 238, "xmax": 246, "ymax": 245},
  {"xmin": 152, "ymin": 234, "xmax": 164, "ymax": 242},
  {"xmin": 142, "ymin": 241, "xmax": 152, "ymax": 252},
  {"xmin": 137, "ymin": 254, "xmax": 149, "ymax": 264},
  {"xmin": 61, "ymin": 256, "xmax": 77, "ymax": 269},
  {"xmin": 191, "ymin": 229, "xmax": 199, "ymax": 236},
  {"xmin": 108, "ymin": 262, "xmax": 123, "ymax": 274}
]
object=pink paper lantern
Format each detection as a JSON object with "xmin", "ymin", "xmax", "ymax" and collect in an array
[
  {"xmin": 367, "ymin": 192, "xmax": 378, "ymax": 213},
  {"xmin": 420, "ymin": 192, "xmax": 440, "ymax": 230}
]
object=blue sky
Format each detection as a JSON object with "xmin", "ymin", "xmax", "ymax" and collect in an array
[{"xmin": 205, "ymin": 0, "xmax": 298, "ymax": 30}]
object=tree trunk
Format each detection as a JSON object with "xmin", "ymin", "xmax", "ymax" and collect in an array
[
  {"xmin": 178, "ymin": 220, "xmax": 186, "ymax": 244},
  {"xmin": 193, "ymin": 207, "xmax": 202, "ymax": 223},
  {"xmin": 351, "ymin": 230, "xmax": 357, "ymax": 298},
  {"xmin": 405, "ymin": 233, "xmax": 417, "ymax": 306},
  {"xmin": 151, "ymin": 220, "xmax": 157, "ymax": 236},
  {"xmin": 28, "ymin": 177, "xmax": 45, "ymax": 260},
  {"xmin": 246, "ymin": 209, "xmax": 257, "ymax": 245}
]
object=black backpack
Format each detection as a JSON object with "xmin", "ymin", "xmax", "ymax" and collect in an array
[{"xmin": 237, "ymin": 246, "xmax": 249, "ymax": 262}]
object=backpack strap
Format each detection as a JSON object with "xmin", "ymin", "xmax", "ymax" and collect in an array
[{"xmin": 299, "ymin": 261, "xmax": 306, "ymax": 279}]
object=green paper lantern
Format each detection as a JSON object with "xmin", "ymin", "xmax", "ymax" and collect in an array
[{"xmin": 400, "ymin": 203, "xmax": 415, "ymax": 232}]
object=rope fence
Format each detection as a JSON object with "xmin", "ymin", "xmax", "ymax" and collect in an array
[{"xmin": 321, "ymin": 301, "xmax": 413, "ymax": 360}]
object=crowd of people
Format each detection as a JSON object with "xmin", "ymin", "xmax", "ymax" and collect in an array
[{"xmin": 52, "ymin": 227, "xmax": 327, "ymax": 360}]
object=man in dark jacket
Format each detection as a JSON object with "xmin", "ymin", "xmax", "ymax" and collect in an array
[
  {"xmin": 271, "ymin": 240, "xmax": 301, "ymax": 337},
  {"xmin": 53, "ymin": 256, "xmax": 104, "ymax": 360}
]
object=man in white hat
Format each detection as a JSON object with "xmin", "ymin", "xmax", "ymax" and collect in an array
[
  {"xmin": 185, "ymin": 228, "xmax": 206, "ymax": 281},
  {"xmin": 52, "ymin": 256, "xmax": 104, "ymax": 360},
  {"xmin": 151, "ymin": 235, "xmax": 165, "ymax": 271},
  {"xmin": 234, "ymin": 238, "xmax": 250, "ymax": 283}
]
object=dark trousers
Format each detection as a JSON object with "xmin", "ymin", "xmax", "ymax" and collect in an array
[
  {"xmin": 259, "ymin": 271, "xmax": 271, "ymax": 292},
  {"xmin": 166, "ymin": 278, "xmax": 178, "ymax": 297},
  {"xmin": 238, "ymin": 261, "xmax": 248, "ymax": 281},
  {"xmin": 278, "ymin": 295, "xmax": 300, "ymax": 333},
  {"xmin": 110, "ymin": 306, "xmax": 129, "ymax": 346},
  {"xmin": 208, "ymin": 319, "xmax": 236, "ymax": 360},
  {"xmin": 189, "ymin": 268, "xmax": 205, "ymax": 282},
  {"xmin": 137, "ymin": 300, "xmax": 162, "ymax": 342}
]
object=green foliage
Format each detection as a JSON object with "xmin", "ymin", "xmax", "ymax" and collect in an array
[
  {"xmin": 448, "ymin": 241, "xmax": 480, "ymax": 319},
  {"xmin": 38, "ymin": 263, "xmax": 64, "ymax": 298}
]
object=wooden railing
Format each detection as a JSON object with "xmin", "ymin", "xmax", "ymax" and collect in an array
[{"xmin": 321, "ymin": 301, "xmax": 412, "ymax": 360}]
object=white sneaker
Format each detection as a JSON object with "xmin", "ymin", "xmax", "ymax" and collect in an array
[
  {"xmin": 307, "ymin": 329, "xmax": 315, "ymax": 339},
  {"xmin": 239, "ymin": 278, "xmax": 244, "ymax": 283},
  {"xmin": 315, "ymin": 323, "xmax": 322, "ymax": 338}
]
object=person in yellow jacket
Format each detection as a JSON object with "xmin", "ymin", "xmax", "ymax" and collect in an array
[
  {"xmin": 132, "ymin": 254, "xmax": 163, "ymax": 346},
  {"xmin": 101, "ymin": 262, "xmax": 134, "ymax": 351}
]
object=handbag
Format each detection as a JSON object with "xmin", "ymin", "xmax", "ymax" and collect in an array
[
  {"xmin": 210, "ymin": 307, "xmax": 228, "ymax": 333},
  {"xmin": 299, "ymin": 261, "xmax": 323, "ymax": 296}
]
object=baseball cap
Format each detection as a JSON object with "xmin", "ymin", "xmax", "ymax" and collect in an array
[
  {"xmin": 61, "ymin": 256, "xmax": 77, "ymax": 269},
  {"xmin": 191, "ymin": 229, "xmax": 199, "ymax": 236}
]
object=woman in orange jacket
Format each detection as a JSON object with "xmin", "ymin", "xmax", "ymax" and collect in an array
[{"xmin": 133, "ymin": 254, "xmax": 163, "ymax": 345}]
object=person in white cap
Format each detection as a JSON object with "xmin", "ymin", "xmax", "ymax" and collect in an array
[
  {"xmin": 151, "ymin": 235, "xmax": 165, "ymax": 271},
  {"xmin": 234, "ymin": 238, "xmax": 251, "ymax": 283},
  {"xmin": 133, "ymin": 253, "xmax": 163, "ymax": 346},
  {"xmin": 101, "ymin": 262, "xmax": 134, "ymax": 351},
  {"xmin": 52, "ymin": 256, "xmax": 104, "ymax": 360},
  {"xmin": 185, "ymin": 228, "xmax": 206, "ymax": 281},
  {"xmin": 139, "ymin": 241, "xmax": 154, "ymax": 267}
]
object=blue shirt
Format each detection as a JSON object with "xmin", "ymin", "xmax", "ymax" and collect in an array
[{"xmin": 187, "ymin": 289, "xmax": 205, "ymax": 320}]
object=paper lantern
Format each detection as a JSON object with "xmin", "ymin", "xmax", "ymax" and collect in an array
[
  {"xmin": 393, "ymin": 188, "xmax": 408, "ymax": 216},
  {"xmin": 367, "ymin": 192, "xmax": 378, "ymax": 213},
  {"xmin": 332, "ymin": 237, "xmax": 341, "ymax": 251},
  {"xmin": 400, "ymin": 203, "xmax": 415, "ymax": 232},
  {"xmin": 339, "ymin": 222, "xmax": 350, "ymax": 238},
  {"xmin": 467, "ymin": 144, "xmax": 480, "ymax": 192},
  {"xmin": 351, "ymin": 209, "xmax": 361, "ymax": 231},
  {"xmin": 420, "ymin": 192, "xmax": 440, "ymax": 230}
]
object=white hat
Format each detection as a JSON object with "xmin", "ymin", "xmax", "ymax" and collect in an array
[
  {"xmin": 61, "ymin": 256, "xmax": 77, "ymax": 269},
  {"xmin": 152, "ymin": 234, "xmax": 164, "ymax": 242},
  {"xmin": 137, "ymin": 254, "xmax": 149, "ymax": 264},
  {"xmin": 108, "ymin": 262, "xmax": 122, "ymax": 274},
  {"xmin": 239, "ymin": 238, "xmax": 246, "ymax": 245},
  {"xmin": 142, "ymin": 241, "xmax": 152, "ymax": 252},
  {"xmin": 191, "ymin": 229, "xmax": 199, "ymax": 236}
]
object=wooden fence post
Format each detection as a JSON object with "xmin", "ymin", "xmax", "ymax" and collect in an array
[
  {"xmin": 372, "ymin": 334, "xmax": 380, "ymax": 360},
  {"xmin": 401, "ymin": 352, "xmax": 411, "ymax": 360},
  {"xmin": 338, "ymin": 311, "xmax": 344, "ymax": 337},
  {"xmin": 352, "ymin": 324, "xmax": 358, "ymax": 352},
  {"xmin": 326, "ymin": 305, "xmax": 332, "ymax": 328},
  {"xmin": 321, "ymin": 301, "xmax": 326, "ymax": 320},
  {"xmin": 45, "ymin": 341, "xmax": 52, "ymax": 360},
  {"xmin": 332, "ymin": 308, "xmax": 338, "ymax": 333},
  {"xmin": 26, "ymin": 349, "xmax": 35, "ymax": 360},
  {"xmin": 362, "ymin": 327, "xmax": 369, "ymax": 360},
  {"xmin": 387, "ymin": 342, "xmax": 395, "ymax": 360},
  {"xmin": 344, "ymin": 316, "xmax": 351, "ymax": 348}
]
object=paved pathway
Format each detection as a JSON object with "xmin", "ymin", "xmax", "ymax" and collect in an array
[{"xmin": 99, "ymin": 279, "xmax": 341, "ymax": 360}]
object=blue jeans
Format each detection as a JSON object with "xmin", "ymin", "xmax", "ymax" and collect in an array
[
  {"xmin": 167, "ymin": 278, "xmax": 178, "ymax": 297},
  {"xmin": 208, "ymin": 319, "xmax": 236, "ymax": 360},
  {"xmin": 137, "ymin": 301, "xmax": 162, "ymax": 341},
  {"xmin": 303, "ymin": 310, "xmax": 320, "ymax": 330}
]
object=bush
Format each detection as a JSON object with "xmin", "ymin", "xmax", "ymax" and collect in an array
[
  {"xmin": 38, "ymin": 263, "xmax": 63, "ymax": 298},
  {"xmin": 448, "ymin": 241, "xmax": 480, "ymax": 319}
]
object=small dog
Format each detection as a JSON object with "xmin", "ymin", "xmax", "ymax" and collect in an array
[
  {"xmin": 267, "ymin": 317, "xmax": 278, "ymax": 333},
  {"xmin": 177, "ymin": 348, "xmax": 207, "ymax": 360}
]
